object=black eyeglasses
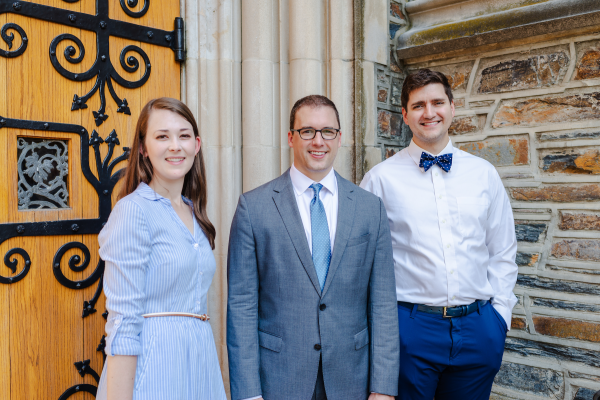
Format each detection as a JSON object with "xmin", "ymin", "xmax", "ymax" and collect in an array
[{"xmin": 291, "ymin": 128, "xmax": 340, "ymax": 140}]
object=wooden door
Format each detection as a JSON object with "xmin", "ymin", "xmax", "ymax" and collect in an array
[{"xmin": 0, "ymin": 1, "xmax": 181, "ymax": 398}]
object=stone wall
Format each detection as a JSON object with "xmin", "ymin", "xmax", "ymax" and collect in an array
[{"xmin": 372, "ymin": 1, "xmax": 600, "ymax": 399}]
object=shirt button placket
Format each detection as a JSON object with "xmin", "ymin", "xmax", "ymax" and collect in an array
[{"xmin": 432, "ymin": 166, "xmax": 458, "ymax": 304}]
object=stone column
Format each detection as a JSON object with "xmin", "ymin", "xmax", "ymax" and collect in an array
[
  {"xmin": 289, "ymin": 0, "xmax": 327, "ymax": 103},
  {"xmin": 329, "ymin": 0, "xmax": 354, "ymax": 180},
  {"xmin": 185, "ymin": 0, "xmax": 242, "ymax": 393},
  {"xmin": 355, "ymin": 0, "xmax": 389, "ymax": 183},
  {"xmin": 241, "ymin": 0, "xmax": 283, "ymax": 191},
  {"xmin": 279, "ymin": 0, "xmax": 291, "ymax": 173}
]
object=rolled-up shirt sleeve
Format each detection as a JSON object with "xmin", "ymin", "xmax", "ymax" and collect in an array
[
  {"xmin": 99, "ymin": 199, "xmax": 151, "ymax": 356},
  {"xmin": 486, "ymin": 170, "xmax": 518, "ymax": 330}
]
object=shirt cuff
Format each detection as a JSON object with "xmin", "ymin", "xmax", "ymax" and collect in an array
[
  {"xmin": 492, "ymin": 303, "xmax": 511, "ymax": 331},
  {"xmin": 107, "ymin": 334, "xmax": 142, "ymax": 356}
]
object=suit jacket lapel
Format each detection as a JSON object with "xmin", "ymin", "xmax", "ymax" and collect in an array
[
  {"xmin": 272, "ymin": 170, "xmax": 322, "ymax": 296},
  {"xmin": 321, "ymin": 172, "xmax": 355, "ymax": 298}
]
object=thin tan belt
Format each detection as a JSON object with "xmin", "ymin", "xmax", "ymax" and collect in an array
[{"xmin": 142, "ymin": 312, "xmax": 210, "ymax": 321}]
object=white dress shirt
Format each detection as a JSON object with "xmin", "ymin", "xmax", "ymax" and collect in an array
[
  {"xmin": 360, "ymin": 139, "xmax": 518, "ymax": 329},
  {"xmin": 290, "ymin": 164, "xmax": 338, "ymax": 254},
  {"xmin": 243, "ymin": 165, "xmax": 339, "ymax": 400}
]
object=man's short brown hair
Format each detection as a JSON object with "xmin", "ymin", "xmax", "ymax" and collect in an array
[
  {"xmin": 289, "ymin": 95, "xmax": 341, "ymax": 130},
  {"xmin": 401, "ymin": 69, "xmax": 453, "ymax": 110}
]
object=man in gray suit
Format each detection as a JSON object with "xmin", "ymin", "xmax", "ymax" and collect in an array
[{"xmin": 227, "ymin": 95, "xmax": 399, "ymax": 400}]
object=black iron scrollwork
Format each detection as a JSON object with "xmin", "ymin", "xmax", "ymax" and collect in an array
[
  {"xmin": 57, "ymin": 359, "xmax": 99, "ymax": 400},
  {"xmin": 53, "ymin": 242, "xmax": 103, "ymax": 290},
  {"xmin": 0, "ymin": 118, "xmax": 129, "ymax": 281},
  {"xmin": 97, "ymin": 335, "xmax": 107, "ymax": 363},
  {"xmin": 1, "ymin": 248, "xmax": 31, "ymax": 284},
  {"xmin": 120, "ymin": 0, "xmax": 149, "ymax": 18},
  {"xmin": 1, "ymin": 0, "xmax": 186, "ymax": 125},
  {"xmin": 0, "ymin": 22, "xmax": 27, "ymax": 58}
]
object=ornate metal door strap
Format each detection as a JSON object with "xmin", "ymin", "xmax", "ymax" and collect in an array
[
  {"xmin": 0, "ymin": 0, "xmax": 185, "ymax": 126},
  {"xmin": 0, "ymin": 117, "xmax": 129, "ymax": 290},
  {"xmin": 57, "ymin": 358, "xmax": 101, "ymax": 400}
]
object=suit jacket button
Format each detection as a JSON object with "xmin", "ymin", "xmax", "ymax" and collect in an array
[
  {"xmin": 314, "ymin": 344, "xmax": 321, "ymax": 351},
  {"xmin": 320, "ymin": 304, "xmax": 326, "ymax": 311}
]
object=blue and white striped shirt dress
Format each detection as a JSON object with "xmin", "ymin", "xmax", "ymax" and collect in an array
[{"xmin": 95, "ymin": 183, "xmax": 227, "ymax": 399}]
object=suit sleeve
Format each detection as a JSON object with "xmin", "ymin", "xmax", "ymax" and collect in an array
[
  {"xmin": 368, "ymin": 197, "xmax": 400, "ymax": 396},
  {"xmin": 227, "ymin": 194, "xmax": 262, "ymax": 400}
]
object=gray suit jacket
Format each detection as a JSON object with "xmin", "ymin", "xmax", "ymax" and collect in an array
[{"xmin": 227, "ymin": 169, "xmax": 399, "ymax": 400}]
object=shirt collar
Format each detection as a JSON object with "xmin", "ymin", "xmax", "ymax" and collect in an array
[
  {"xmin": 135, "ymin": 182, "xmax": 193, "ymax": 206},
  {"xmin": 290, "ymin": 164, "xmax": 337, "ymax": 197},
  {"xmin": 407, "ymin": 138, "xmax": 455, "ymax": 169}
]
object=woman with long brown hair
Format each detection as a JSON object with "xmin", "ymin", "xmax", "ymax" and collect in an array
[{"xmin": 95, "ymin": 98, "xmax": 227, "ymax": 400}]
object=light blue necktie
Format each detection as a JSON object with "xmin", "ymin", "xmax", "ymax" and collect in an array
[{"xmin": 310, "ymin": 183, "xmax": 331, "ymax": 291}]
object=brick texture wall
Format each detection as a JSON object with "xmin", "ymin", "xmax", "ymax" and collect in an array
[{"xmin": 376, "ymin": 2, "xmax": 600, "ymax": 399}]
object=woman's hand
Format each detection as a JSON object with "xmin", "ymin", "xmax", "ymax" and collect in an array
[{"xmin": 106, "ymin": 355, "xmax": 138, "ymax": 400}]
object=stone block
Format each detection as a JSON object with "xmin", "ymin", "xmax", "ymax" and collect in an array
[
  {"xmin": 476, "ymin": 49, "xmax": 569, "ymax": 94},
  {"xmin": 510, "ymin": 185, "xmax": 600, "ymax": 202},
  {"xmin": 448, "ymin": 115, "xmax": 485, "ymax": 135},
  {"xmin": 516, "ymin": 252, "xmax": 540, "ymax": 267},
  {"xmin": 454, "ymin": 98, "xmax": 465, "ymax": 108},
  {"xmin": 559, "ymin": 211, "xmax": 600, "ymax": 231},
  {"xmin": 501, "ymin": 173, "xmax": 534, "ymax": 179},
  {"xmin": 390, "ymin": 2, "xmax": 405, "ymax": 20},
  {"xmin": 570, "ymin": 371, "xmax": 600, "ymax": 382},
  {"xmin": 378, "ymin": 87, "xmax": 388, "ymax": 103},
  {"xmin": 538, "ymin": 129, "xmax": 600, "ymax": 142},
  {"xmin": 540, "ymin": 148, "xmax": 600, "ymax": 175},
  {"xmin": 390, "ymin": 47, "xmax": 401, "ymax": 73},
  {"xmin": 377, "ymin": 69, "xmax": 390, "ymax": 86},
  {"xmin": 505, "ymin": 337, "xmax": 600, "ymax": 368},
  {"xmin": 532, "ymin": 297, "xmax": 600, "ymax": 313},
  {"xmin": 574, "ymin": 388, "xmax": 598, "ymax": 400},
  {"xmin": 533, "ymin": 315, "xmax": 600, "ymax": 342},
  {"xmin": 575, "ymin": 40, "xmax": 600, "ymax": 81},
  {"xmin": 469, "ymin": 100, "xmax": 496, "ymax": 108},
  {"xmin": 515, "ymin": 221, "xmax": 547, "ymax": 243},
  {"xmin": 511, "ymin": 316, "xmax": 527, "ymax": 331},
  {"xmin": 377, "ymin": 109, "xmax": 406, "ymax": 140},
  {"xmin": 389, "ymin": 22, "xmax": 403, "ymax": 39},
  {"xmin": 377, "ymin": 110, "xmax": 391, "ymax": 137},
  {"xmin": 411, "ymin": 62, "xmax": 473, "ymax": 93},
  {"xmin": 492, "ymin": 91, "xmax": 600, "ymax": 128},
  {"xmin": 390, "ymin": 112, "xmax": 404, "ymax": 139},
  {"xmin": 551, "ymin": 239, "xmax": 600, "ymax": 262},
  {"xmin": 494, "ymin": 362, "xmax": 563, "ymax": 398},
  {"xmin": 517, "ymin": 275, "xmax": 600, "ymax": 296},
  {"xmin": 459, "ymin": 136, "xmax": 528, "ymax": 167},
  {"xmin": 575, "ymin": 50, "xmax": 600, "ymax": 80},
  {"xmin": 390, "ymin": 77, "xmax": 402, "ymax": 107},
  {"xmin": 546, "ymin": 264, "xmax": 600, "ymax": 277},
  {"xmin": 435, "ymin": 61, "xmax": 474, "ymax": 93}
]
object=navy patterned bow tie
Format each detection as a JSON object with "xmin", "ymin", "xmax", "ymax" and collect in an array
[{"xmin": 419, "ymin": 152, "xmax": 453, "ymax": 172}]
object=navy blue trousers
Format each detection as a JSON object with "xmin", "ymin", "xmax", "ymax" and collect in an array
[{"xmin": 397, "ymin": 301, "xmax": 507, "ymax": 400}]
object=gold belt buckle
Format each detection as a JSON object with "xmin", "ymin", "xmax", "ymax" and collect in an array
[{"xmin": 443, "ymin": 306, "xmax": 453, "ymax": 318}]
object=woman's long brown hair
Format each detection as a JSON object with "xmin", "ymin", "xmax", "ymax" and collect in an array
[{"xmin": 119, "ymin": 97, "xmax": 216, "ymax": 249}]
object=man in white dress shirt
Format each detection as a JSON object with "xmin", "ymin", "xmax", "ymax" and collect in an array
[
  {"xmin": 228, "ymin": 95, "xmax": 399, "ymax": 400},
  {"xmin": 360, "ymin": 69, "xmax": 518, "ymax": 400}
]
